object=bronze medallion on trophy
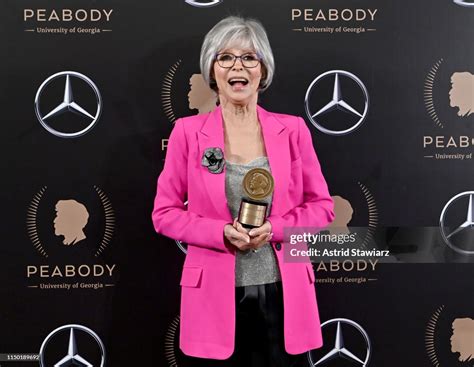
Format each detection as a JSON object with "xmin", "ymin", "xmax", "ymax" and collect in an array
[{"xmin": 238, "ymin": 167, "xmax": 274, "ymax": 229}]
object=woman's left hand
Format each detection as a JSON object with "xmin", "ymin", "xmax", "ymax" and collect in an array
[{"xmin": 247, "ymin": 220, "xmax": 273, "ymax": 250}]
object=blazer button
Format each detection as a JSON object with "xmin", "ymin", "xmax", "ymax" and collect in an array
[{"xmin": 275, "ymin": 242, "xmax": 281, "ymax": 251}]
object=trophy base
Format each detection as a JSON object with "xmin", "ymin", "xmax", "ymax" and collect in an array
[{"xmin": 238, "ymin": 198, "xmax": 268, "ymax": 229}]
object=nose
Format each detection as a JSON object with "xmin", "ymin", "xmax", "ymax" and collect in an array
[{"xmin": 232, "ymin": 57, "xmax": 244, "ymax": 70}]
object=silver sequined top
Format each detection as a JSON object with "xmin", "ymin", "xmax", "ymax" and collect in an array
[{"xmin": 225, "ymin": 156, "xmax": 282, "ymax": 287}]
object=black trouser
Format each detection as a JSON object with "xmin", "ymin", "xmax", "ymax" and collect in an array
[{"xmin": 184, "ymin": 281, "xmax": 308, "ymax": 367}]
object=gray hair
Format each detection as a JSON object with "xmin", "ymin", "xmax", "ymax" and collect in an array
[{"xmin": 200, "ymin": 16, "xmax": 275, "ymax": 92}]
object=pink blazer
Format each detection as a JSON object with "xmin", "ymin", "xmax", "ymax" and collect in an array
[{"xmin": 152, "ymin": 104, "xmax": 335, "ymax": 359}]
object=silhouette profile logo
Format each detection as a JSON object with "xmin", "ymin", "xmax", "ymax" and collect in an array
[
  {"xmin": 328, "ymin": 195, "xmax": 354, "ymax": 235},
  {"xmin": 450, "ymin": 318, "xmax": 474, "ymax": 362},
  {"xmin": 54, "ymin": 199, "xmax": 89, "ymax": 246},
  {"xmin": 424, "ymin": 59, "xmax": 474, "ymax": 128},
  {"xmin": 426, "ymin": 305, "xmax": 474, "ymax": 366},
  {"xmin": 162, "ymin": 62, "xmax": 218, "ymax": 123},
  {"xmin": 188, "ymin": 74, "xmax": 218, "ymax": 114},
  {"xmin": 449, "ymin": 72, "xmax": 474, "ymax": 117},
  {"xmin": 27, "ymin": 186, "xmax": 114, "ymax": 258}
]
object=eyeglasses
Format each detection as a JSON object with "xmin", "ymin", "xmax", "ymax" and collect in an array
[{"xmin": 215, "ymin": 52, "xmax": 261, "ymax": 68}]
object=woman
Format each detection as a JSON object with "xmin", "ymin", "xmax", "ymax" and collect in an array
[{"xmin": 152, "ymin": 16, "xmax": 335, "ymax": 367}]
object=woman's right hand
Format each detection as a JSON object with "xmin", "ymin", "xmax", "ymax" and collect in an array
[{"xmin": 224, "ymin": 218, "xmax": 252, "ymax": 251}]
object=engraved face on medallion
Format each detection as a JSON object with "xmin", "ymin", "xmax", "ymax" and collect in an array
[{"xmin": 243, "ymin": 168, "xmax": 274, "ymax": 200}]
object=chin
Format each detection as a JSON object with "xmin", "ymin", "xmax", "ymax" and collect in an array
[{"xmin": 228, "ymin": 93, "xmax": 255, "ymax": 103}]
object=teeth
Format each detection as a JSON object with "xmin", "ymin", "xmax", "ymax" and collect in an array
[{"xmin": 228, "ymin": 78, "xmax": 249, "ymax": 85}]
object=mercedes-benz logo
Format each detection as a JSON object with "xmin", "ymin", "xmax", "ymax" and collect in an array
[
  {"xmin": 304, "ymin": 70, "xmax": 369, "ymax": 136},
  {"xmin": 308, "ymin": 318, "xmax": 371, "ymax": 366},
  {"xmin": 39, "ymin": 324, "xmax": 106, "ymax": 367},
  {"xmin": 184, "ymin": 0, "xmax": 222, "ymax": 7},
  {"xmin": 453, "ymin": 0, "xmax": 474, "ymax": 7},
  {"xmin": 34, "ymin": 71, "xmax": 102, "ymax": 138},
  {"xmin": 439, "ymin": 191, "xmax": 474, "ymax": 255}
]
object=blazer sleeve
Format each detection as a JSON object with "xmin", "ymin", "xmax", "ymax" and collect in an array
[
  {"xmin": 152, "ymin": 118, "xmax": 232, "ymax": 253},
  {"xmin": 266, "ymin": 117, "xmax": 335, "ymax": 242}
]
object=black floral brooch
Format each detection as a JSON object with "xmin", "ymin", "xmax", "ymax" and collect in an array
[{"xmin": 201, "ymin": 147, "xmax": 225, "ymax": 174}]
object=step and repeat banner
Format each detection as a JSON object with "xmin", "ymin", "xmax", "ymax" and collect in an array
[{"xmin": 1, "ymin": 0, "xmax": 474, "ymax": 366}]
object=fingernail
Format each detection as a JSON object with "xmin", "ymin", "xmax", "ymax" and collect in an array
[{"xmin": 249, "ymin": 230, "xmax": 255, "ymax": 236}]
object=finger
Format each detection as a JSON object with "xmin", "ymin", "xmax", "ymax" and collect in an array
[
  {"xmin": 249, "ymin": 233, "xmax": 269, "ymax": 247},
  {"xmin": 249, "ymin": 221, "xmax": 272, "ymax": 236},
  {"xmin": 235, "ymin": 220, "xmax": 250, "ymax": 235},
  {"xmin": 258, "ymin": 232, "xmax": 269, "ymax": 242},
  {"xmin": 232, "ymin": 239, "xmax": 253, "ymax": 251},
  {"xmin": 248, "ymin": 227, "xmax": 267, "ymax": 237},
  {"xmin": 239, "ymin": 243, "xmax": 253, "ymax": 251},
  {"xmin": 229, "ymin": 229, "xmax": 250, "ymax": 243}
]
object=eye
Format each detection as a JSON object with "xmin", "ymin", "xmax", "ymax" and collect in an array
[
  {"xmin": 242, "ymin": 54, "xmax": 258, "ymax": 61},
  {"xmin": 218, "ymin": 54, "xmax": 234, "ymax": 62}
]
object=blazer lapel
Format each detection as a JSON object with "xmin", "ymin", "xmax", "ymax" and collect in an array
[
  {"xmin": 197, "ymin": 106, "xmax": 232, "ymax": 221},
  {"xmin": 257, "ymin": 105, "xmax": 289, "ymax": 217},
  {"xmin": 197, "ymin": 105, "xmax": 289, "ymax": 222}
]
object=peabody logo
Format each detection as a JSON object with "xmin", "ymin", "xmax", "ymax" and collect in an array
[
  {"xmin": 304, "ymin": 70, "xmax": 369, "ymax": 136},
  {"xmin": 27, "ymin": 185, "xmax": 114, "ymax": 258},
  {"xmin": 23, "ymin": 9, "xmax": 113, "ymax": 35},
  {"xmin": 185, "ymin": 0, "xmax": 222, "ymax": 8},
  {"xmin": 423, "ymin": 58, "xmax": 473, "ymax": 160},
  {"xmin": 426, "ymin": 305, "xmax": 474, "ymax": 366},
  {"xmin": 424, "ymin": 59, "xmax": 474, "ymax": 127},
  {"xmin": 162, "ymin": 60, "xmax": 217, "ymax": 124},
  {"xmin": 161, "ymin": 59, "xmax": 217, "ymax": 152},
  {"xmin": 26, "ymin": 185, "xmax": 116, "ymax": 289},
  {"xmin": 309, "ymin": 183, "xmax": 380, "ymax": 280},
  {"xmin": 24, "ymin": 9, "xmax": 113, "ymax": 22},
  {"xmin": 35, "ymin": 71, "xmax": 102, "ymax": 138},
  {"xmin": 292, "ymin": 8, "xmax": 377, "ymax": 21},
  {"xmin": 291, "ymin": 8, "xmax": 378, "ymax": 34},
  {"xmin": 39, "ymin": 324, "xmax": 106, "ymax": 367},
  {"xmin": 308, "ymin": 318, "xmax": 371, "ymax": 366},
  {"xmin": 439, "ymin": 191, "xmax": 474, "ymax": 255},
  {"xmin": 453, "ymin": 0, "xmax": 474, "ymax": 7}
]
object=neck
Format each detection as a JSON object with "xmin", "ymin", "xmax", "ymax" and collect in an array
[{"xmin": 219, "ymin": 94, "xmax": 259, "ymax": 126}]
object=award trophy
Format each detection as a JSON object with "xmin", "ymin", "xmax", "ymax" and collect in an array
[{"xmin": 238, "ymin": 167, "xmax": 274, "ymax": 229}]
